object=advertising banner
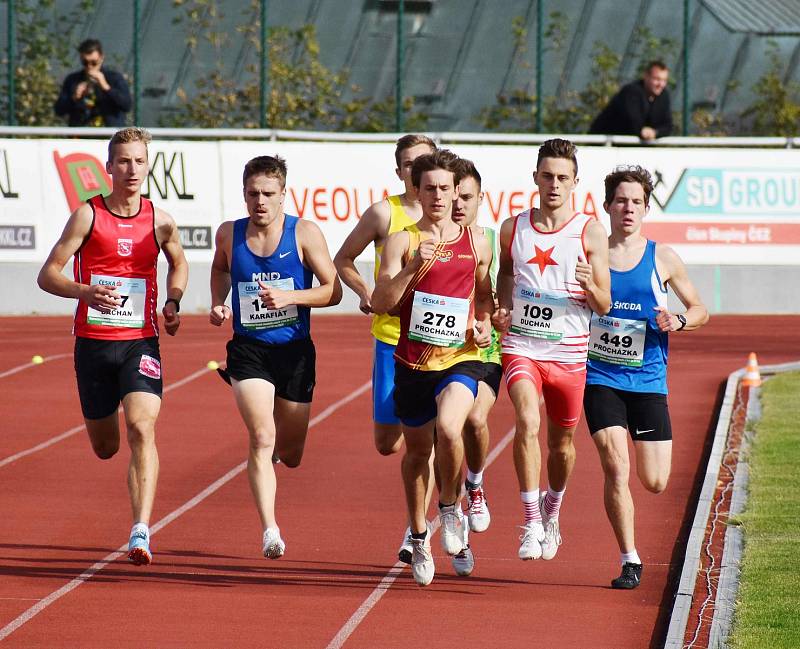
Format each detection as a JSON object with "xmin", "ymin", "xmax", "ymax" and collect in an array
[{"xmin": 1, "ymin": 138, "xmax": 798, "ymax": 265}]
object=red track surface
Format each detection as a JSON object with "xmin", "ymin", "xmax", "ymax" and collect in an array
[{"xmin": 1, "ymin": 315, "xmax": 797, "ymax": 648}]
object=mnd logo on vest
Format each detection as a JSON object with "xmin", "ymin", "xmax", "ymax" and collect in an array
[
  {"xmin": 251, "ymin": 272, "xmax": 282, "ymax": 282},
  {"xmin": 613, "ymin": 301, "xmax": 642, "ymax": 311}
]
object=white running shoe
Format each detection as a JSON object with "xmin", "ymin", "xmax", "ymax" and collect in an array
[
  {"xmin": 410, "ymin": 534, "xmax": 434, "ymax": 586},
  {"xmin": 262, "ymin": 527, "xmax": 285, "ymax": 559},
  {"xmin": 398, "ymin": 526, "xmax": 413, "ymax": 564},
  {"xmin": 518, "ymin": 521, "xmax": 545, "ymax": 560},
  {"xmin": 451, "ymin": 521, "xmax": 474, "ymax": 576},
  {"xmin": 539, "ymin": 494, "xmax": 562, "ymax": 560},
  {"xmin": 439, "ymin": 504, "xmax": 466, "ymax": 556},
  {"xmin": 466, "ymin": 484, "xmax": 491, "ymax": 532}
]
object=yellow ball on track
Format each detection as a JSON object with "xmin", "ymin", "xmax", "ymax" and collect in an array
[
  {"xmin": 31, "ymin": 355, "xmax": 44, "ymax": 364},
  {"xmin": 207, "ymin": 360, "xmax": 219, "ymax": 371}
]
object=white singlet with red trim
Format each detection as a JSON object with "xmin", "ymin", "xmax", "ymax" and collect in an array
[{"xmin": 502, "ymin": 210, "xmax": 593, "ymax": 363}]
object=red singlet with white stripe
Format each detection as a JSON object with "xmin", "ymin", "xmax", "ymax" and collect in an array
[
  {"xmin": 73, "ymin": 195, "xmax": 160, "ymax": 340},
  {"xmin": 394, "ymin": 226, "xmax": 482, "ymax": 371}
]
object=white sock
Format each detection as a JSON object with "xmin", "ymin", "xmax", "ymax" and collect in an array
[
  {"xmin": 131, "ymin": 522, "xmax": 149, "ymax": 538},
  {"xmin": 466, "ymin": 469, "xmax": 484, "ymax": 486},
  {"xmin": 621, "ymin": 550, "xmax": 641, "ymax": 565}
]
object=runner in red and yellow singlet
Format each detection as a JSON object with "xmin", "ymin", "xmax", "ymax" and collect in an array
[
  {"xmin": 333, "ymin": 134, "xmax": 437, "ymax": 564},
  {"xmin": 373, "ymin": 150, "xmax": 493, "ymax": 586},
  {"xmin": 38, "ymin": 127, "xmax": 188, "ymax": 567}
]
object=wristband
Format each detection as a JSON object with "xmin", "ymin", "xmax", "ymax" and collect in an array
[{"xmin": 164, "ymin": 298, "xmax": 181, "ymax": 313}]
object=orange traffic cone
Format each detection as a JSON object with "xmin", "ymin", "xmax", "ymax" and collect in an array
[{"xmin": 742, "ymin": 352, "xmax": 762, "ymax": 387}]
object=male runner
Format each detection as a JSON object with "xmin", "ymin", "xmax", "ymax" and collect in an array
[
  {"xmin": 494, "ymin": 138, "xmax": 611, "ymax": 562},
  {"xmin": 372, "ymin": 150, "xmax": 493, "ymax": 586},
  {"xmin": 451, "ymin": 158, "xmax": 498, "ymax": 534},
  {"xmin": 38, "ymin": 127, "xmax": 188, "ymax": 565},
  {"xmin": 209, "ymin": 155, "xmax": 341, "ymax": 559},
  {"xmin": 584, "ymin": 165, "xmax": 708, "ymax": 588},
  {"xmin": 333, "ymin": 134, "xmax": 436, "ymax": 562}
]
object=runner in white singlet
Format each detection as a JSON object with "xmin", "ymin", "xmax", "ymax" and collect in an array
[{"xmin": 494, "ymin": 139, "xmax": 611, "ymax": 563}]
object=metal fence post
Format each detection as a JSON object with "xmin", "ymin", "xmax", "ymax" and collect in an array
[
  {"xmin": 7, "ymin": 0, "xmax": 16, "ymax": 126},
  {"xmin": 683, "ymin": 0, "xmax": 690, "ymax": 136},
  {"xmin": 133, "ymin": 0, "xmax": 140, "ymax": 125},
  {"xmin": 395, "ymin": 0, "xmax": 404, "ymax": 133},
  {"xmin": 260, "ymin": 0, "xmax": 268, "ymax": 129},
  {"xmin": 536, "ymin": 0, "xmax": 543, "ymax": 133}
]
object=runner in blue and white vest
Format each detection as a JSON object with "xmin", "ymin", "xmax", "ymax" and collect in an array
[
  {"xmin": 209, "ymin": 155, "xmax": 342, "ymax": 560},
  {"xmin": 583, "ymin": 165, "xmax": 708, "ymax": 590}
]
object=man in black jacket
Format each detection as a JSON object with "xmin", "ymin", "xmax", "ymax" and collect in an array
[
  {"xmin": 589, "ymin": 61, "xmax": 673, "ymax": 141},
  {"xmin": 54, "ymin": 39, "xmax": 131, "ymax": 127}
]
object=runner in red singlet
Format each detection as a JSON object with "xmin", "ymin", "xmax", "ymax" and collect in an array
[
  {"xmin": 372, "ymin": 150, "xmax": 493, "ymax": 586},
  {"xmin": 38, "ymin": 127, "xmax": 188, "ymax": 566}
]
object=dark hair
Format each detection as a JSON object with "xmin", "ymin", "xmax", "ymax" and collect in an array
[
  {"xmin": 243, "ymin": 155, "xmax": 287, "ymax": 188},
  {"xmin": 646, "ymin": 60, "xmax": 668, "ymax": 73},
  {"xmin": 604, "ymin": 165, "xmax": 654, "ymax": 206},
  {"xmin": 78, "ymin": 39, "xmax": 103, "ymax": 56},
  {"xmin": 536, "ymin": 138, "xmax": 578, "ymax": 176},
  {"xmin": 394, "ymin": 134, "xmax": 436, "ymax": 168},
  {"xmin": 453, "ymin": 157, "xmax": 481, "ymax": 189},
  {"xmin": 411, "ymin": 149, "xmax": 459, "ymax": 189}
]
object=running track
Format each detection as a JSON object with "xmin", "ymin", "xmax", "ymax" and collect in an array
[{"xmin": 1, "ymin": 315, "xmax": 797, "ymax": 648}]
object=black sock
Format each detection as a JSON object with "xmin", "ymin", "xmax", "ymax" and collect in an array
[
  {"xmin": 438, "ymin": 501, "xmax": 456, "ymax": 510},
  {"xmin": 411, "ymin": 530, "xmax": 427, "ymax": 540}
]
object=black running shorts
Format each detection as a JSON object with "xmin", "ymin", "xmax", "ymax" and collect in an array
[
  {"xmin": 226, "ymin": 334, "xmax": 316, "ymax": 403},
  {"xmin": 394, "ymin": 360, "xmax": 484, "ymax": 427},
  {"xmin": 480, "ymin": 361, "xmax": 503, "ymax": 397},
  {"xmin": 583, "ymin": 384, "xmax": 672, "ymax": 442},
  {"xmin": 74, "ymin": 337, "xmax": 163, "ymax": 420}
]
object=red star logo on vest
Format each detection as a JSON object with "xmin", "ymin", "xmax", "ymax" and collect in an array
[{"xmin": 527, "ymin": 245, "xmax": 558, "ymax": 273}]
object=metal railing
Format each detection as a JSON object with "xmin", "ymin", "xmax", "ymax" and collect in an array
[{"xmin": 0, "ymin": 125, "xmax": 794, "ymax": 148}]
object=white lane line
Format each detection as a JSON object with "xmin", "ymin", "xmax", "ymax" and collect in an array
[
  {"xmin": 325, "ymin": 424, "xmax": 516, "ymax": 649},
  {"xmin": 0, "ymin": 380, "xmax": 371, "ymax": 641},
  {"xmin": 0, "ymin": 353, "xmax": 72, "ymax": 379},
  {"xmin": 0, "ymin": 366, "xmax": 213, "ymax": 469}
]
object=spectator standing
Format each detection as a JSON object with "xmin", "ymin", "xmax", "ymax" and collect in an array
[
  {"xmin": 55, "ymin": 39, "xmax": 131, "ymax": 127},
  {"xmin": 589, "ymin": 61, "xmax": 673, "ymax": 141}
]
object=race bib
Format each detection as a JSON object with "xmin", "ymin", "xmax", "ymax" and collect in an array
[
  {"xmin": 238, "ymin": 278, "xmax": 298, "ymax": 330},
  {"xmin": 409, "ymin": 290, "xmax": 469, "ymax": 347},
  {"xmin": 87, "ymin": 275, "xmax": 146, "ymax": 328},
  {"xmin": 588, "ymin": 314, "xmax": 646, "ymax": 367},
  {"xmin": 509, "ymin": 286, "xmax": 567, "ymax": 340}
]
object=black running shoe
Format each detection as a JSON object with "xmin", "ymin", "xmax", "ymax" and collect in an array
[{"xmin": 612, "ymin": 562, "xmax": 643, "ymax": 589}]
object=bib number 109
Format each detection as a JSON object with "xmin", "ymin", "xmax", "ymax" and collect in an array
[{"xmin": 520, "ymin": 304, "xmax": 553, "ymax": 321}]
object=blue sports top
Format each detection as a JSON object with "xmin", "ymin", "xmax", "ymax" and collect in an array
[
  {"xmin": 586, "ymin": 240, "xmax": 669, "ymax": 394},
  {"xmin": 230, "ymin": 215, "xmax": 312, "ymax": 344}
]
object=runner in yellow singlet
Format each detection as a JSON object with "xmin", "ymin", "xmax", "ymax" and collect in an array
[{"xmin": 333, "ymin": 134, "xmax": 436, "ymax": 562}]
